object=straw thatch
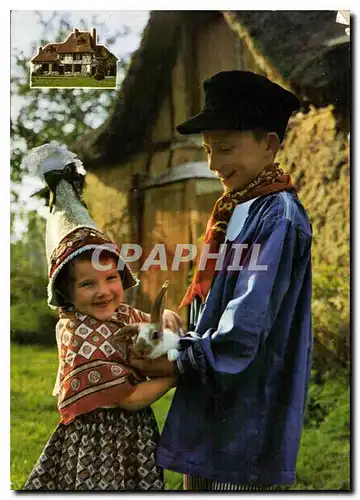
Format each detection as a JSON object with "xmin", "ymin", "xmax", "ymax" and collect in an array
[{"xmin": 224, "ymin": 11, "xmax": 350, "ymax": 105}]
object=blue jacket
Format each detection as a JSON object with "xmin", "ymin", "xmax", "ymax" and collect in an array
[{"xmin": 156, "ymin": 190, "xmax": 313, "ymax": 486}]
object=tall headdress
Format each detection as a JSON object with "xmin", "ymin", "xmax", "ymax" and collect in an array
[{"xmin": 23, "ymin": 142, "xmax": 138, "ymax": 308}]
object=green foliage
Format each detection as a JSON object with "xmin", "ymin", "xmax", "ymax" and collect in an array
[
  {"xmin": 11, "ymin": 210, "xmax": 57, "ymax": 345},
  {"xmin": 11, "ymin": 299, "xmax": 57, "ymax": 345},
  {"xmin": 292, "ymin": 372, "xmax": 350, "ymax": 490},
  {"xmin": 11, "ymin": 211, "xmax": 47, "ymax": 302},
  {"xmin": 278, "ymin": 107, "xmax": 350, "ymax": 373},
  {"xmin": 303, "ymin": 369, "xmax": 349, "ymax": 428},
  {"xmin": 312, "ymin": 262, "xmax": 350, "ymax": 372},
  {"xmin": 94, "ymin": 58, "xmax": 106, "ymax": 80},
  {"xmin": 11, "ymin": 64, "xmax": 115, "ymax": 180}
]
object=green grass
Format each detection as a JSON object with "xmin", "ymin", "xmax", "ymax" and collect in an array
[
  {"xmin": 11, "ymin": 345, "xmax": 60, "ymax": 490},
  {"xmin": 293, "ymin": 373, "xmax": 350, "ymax": 491},
  {"xmin": 152, "ymin": 392, "xmax": 183, "ymax": 490},
  {"xmin": 10, "ymin": 344, "xmax": 182, "ymax": 490},
  {"xmin": 31, "ymin": 76, "xmax": 117, "ymax": 88},
  {"xmin": 11, "ymin": 345, "xmax": 350, "ymax": 491}
]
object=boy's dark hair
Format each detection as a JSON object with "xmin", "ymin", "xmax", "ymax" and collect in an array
[{"xmin": 55, "ymin": 249, "xmax": 121, "ymax": 306}]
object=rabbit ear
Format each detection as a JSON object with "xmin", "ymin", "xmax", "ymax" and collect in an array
[{"xmin": 151, "ymin": 281, "xmax": 169, "ymax": 324}]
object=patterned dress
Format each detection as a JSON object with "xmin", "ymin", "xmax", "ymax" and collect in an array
[{"xmin": 23, "ymin": 304, "xmax": 164, "ymax": 491}]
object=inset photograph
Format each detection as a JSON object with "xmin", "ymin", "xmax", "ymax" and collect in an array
[{"xmin": 30, "ymin": 27, "xmax": 118, "ymax": 88}]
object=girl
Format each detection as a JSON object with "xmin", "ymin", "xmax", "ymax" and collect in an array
[{"xmin": 21, "ymin": 143, "xmax": 179, "ymax": 491}]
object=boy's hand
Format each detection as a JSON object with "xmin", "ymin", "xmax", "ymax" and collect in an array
[{"xmin": 129, "ymin": 351, "xmax": 178, "ymax": 378}]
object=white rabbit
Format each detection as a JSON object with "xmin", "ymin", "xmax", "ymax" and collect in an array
[{"xmin": 113, "ymin": 282, "xmax": 183, "ymax": 361}]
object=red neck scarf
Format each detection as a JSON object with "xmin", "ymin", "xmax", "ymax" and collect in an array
[{"xmin": 179, "ymin": 163, "xmax": 294, "ymax": 308}]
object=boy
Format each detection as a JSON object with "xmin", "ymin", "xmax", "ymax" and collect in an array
[{"xmin": 130, "ymin": 71, "xmax": 313, "ymax": 490}]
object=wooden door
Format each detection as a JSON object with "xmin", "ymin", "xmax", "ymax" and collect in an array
[{"xmin": 138, "ymin": 178, "xmax": 222, "ymax": 325}]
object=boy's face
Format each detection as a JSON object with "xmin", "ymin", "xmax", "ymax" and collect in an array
[
  {"xmin": 202, "ymin": 130, "xmax": 277, "ymax": 193},
  {"xmin": 70, "ymin": 256, "xmax": 124, "ymax": 321}
]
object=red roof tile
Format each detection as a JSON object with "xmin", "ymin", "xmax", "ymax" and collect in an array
[
  {"xmin": 57, "ymin": 30, "xmax": 95, "ymax": 54},
  {"xmin": 31, "ymin": 43, "xmax": 63, "ymax": 62},
  {"xmin": 30, "ymin": 29, "xmax": 117, "ymax": 62}
]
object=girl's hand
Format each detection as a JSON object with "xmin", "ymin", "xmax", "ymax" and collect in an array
[{"xmin": 162, "ymin": 309, "xmax": 184, "ymax": 333}]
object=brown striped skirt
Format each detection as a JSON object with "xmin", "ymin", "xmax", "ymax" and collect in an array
[{"xmin": 22, "ymin": 407, "xmax": 164, "ymax": 491}]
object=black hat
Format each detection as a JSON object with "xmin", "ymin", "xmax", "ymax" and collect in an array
[{"xmin": 176, "ymin": 70, "xmax": 301, "ymax": 142}]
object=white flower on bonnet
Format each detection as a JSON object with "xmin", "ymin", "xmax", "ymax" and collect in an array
[{"xmin": 22, "ymin": 141, "xmax": 86, "ymax": 181}]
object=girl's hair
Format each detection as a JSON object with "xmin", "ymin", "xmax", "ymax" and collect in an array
[{"xmin": 55, "ymin": 249, "xmax": 121, "ymax": 306}]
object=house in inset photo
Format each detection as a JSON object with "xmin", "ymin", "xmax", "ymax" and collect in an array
[{"xmin": 30, "ymin": 28, "xmax": 118, "ymax": 88}]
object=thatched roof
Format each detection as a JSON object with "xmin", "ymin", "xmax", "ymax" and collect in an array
[
  {"xmin": 224, "ymin": 11, "xmax": 349, "ymax": 105},
  {"xmin": 72, "ymin": 10, "xmax": 349, "ymax": 170}
]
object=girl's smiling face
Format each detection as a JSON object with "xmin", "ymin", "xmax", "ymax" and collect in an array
[{"xmin": 69, "ymin": 255, "xmax": 124, "ymax": 321}]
